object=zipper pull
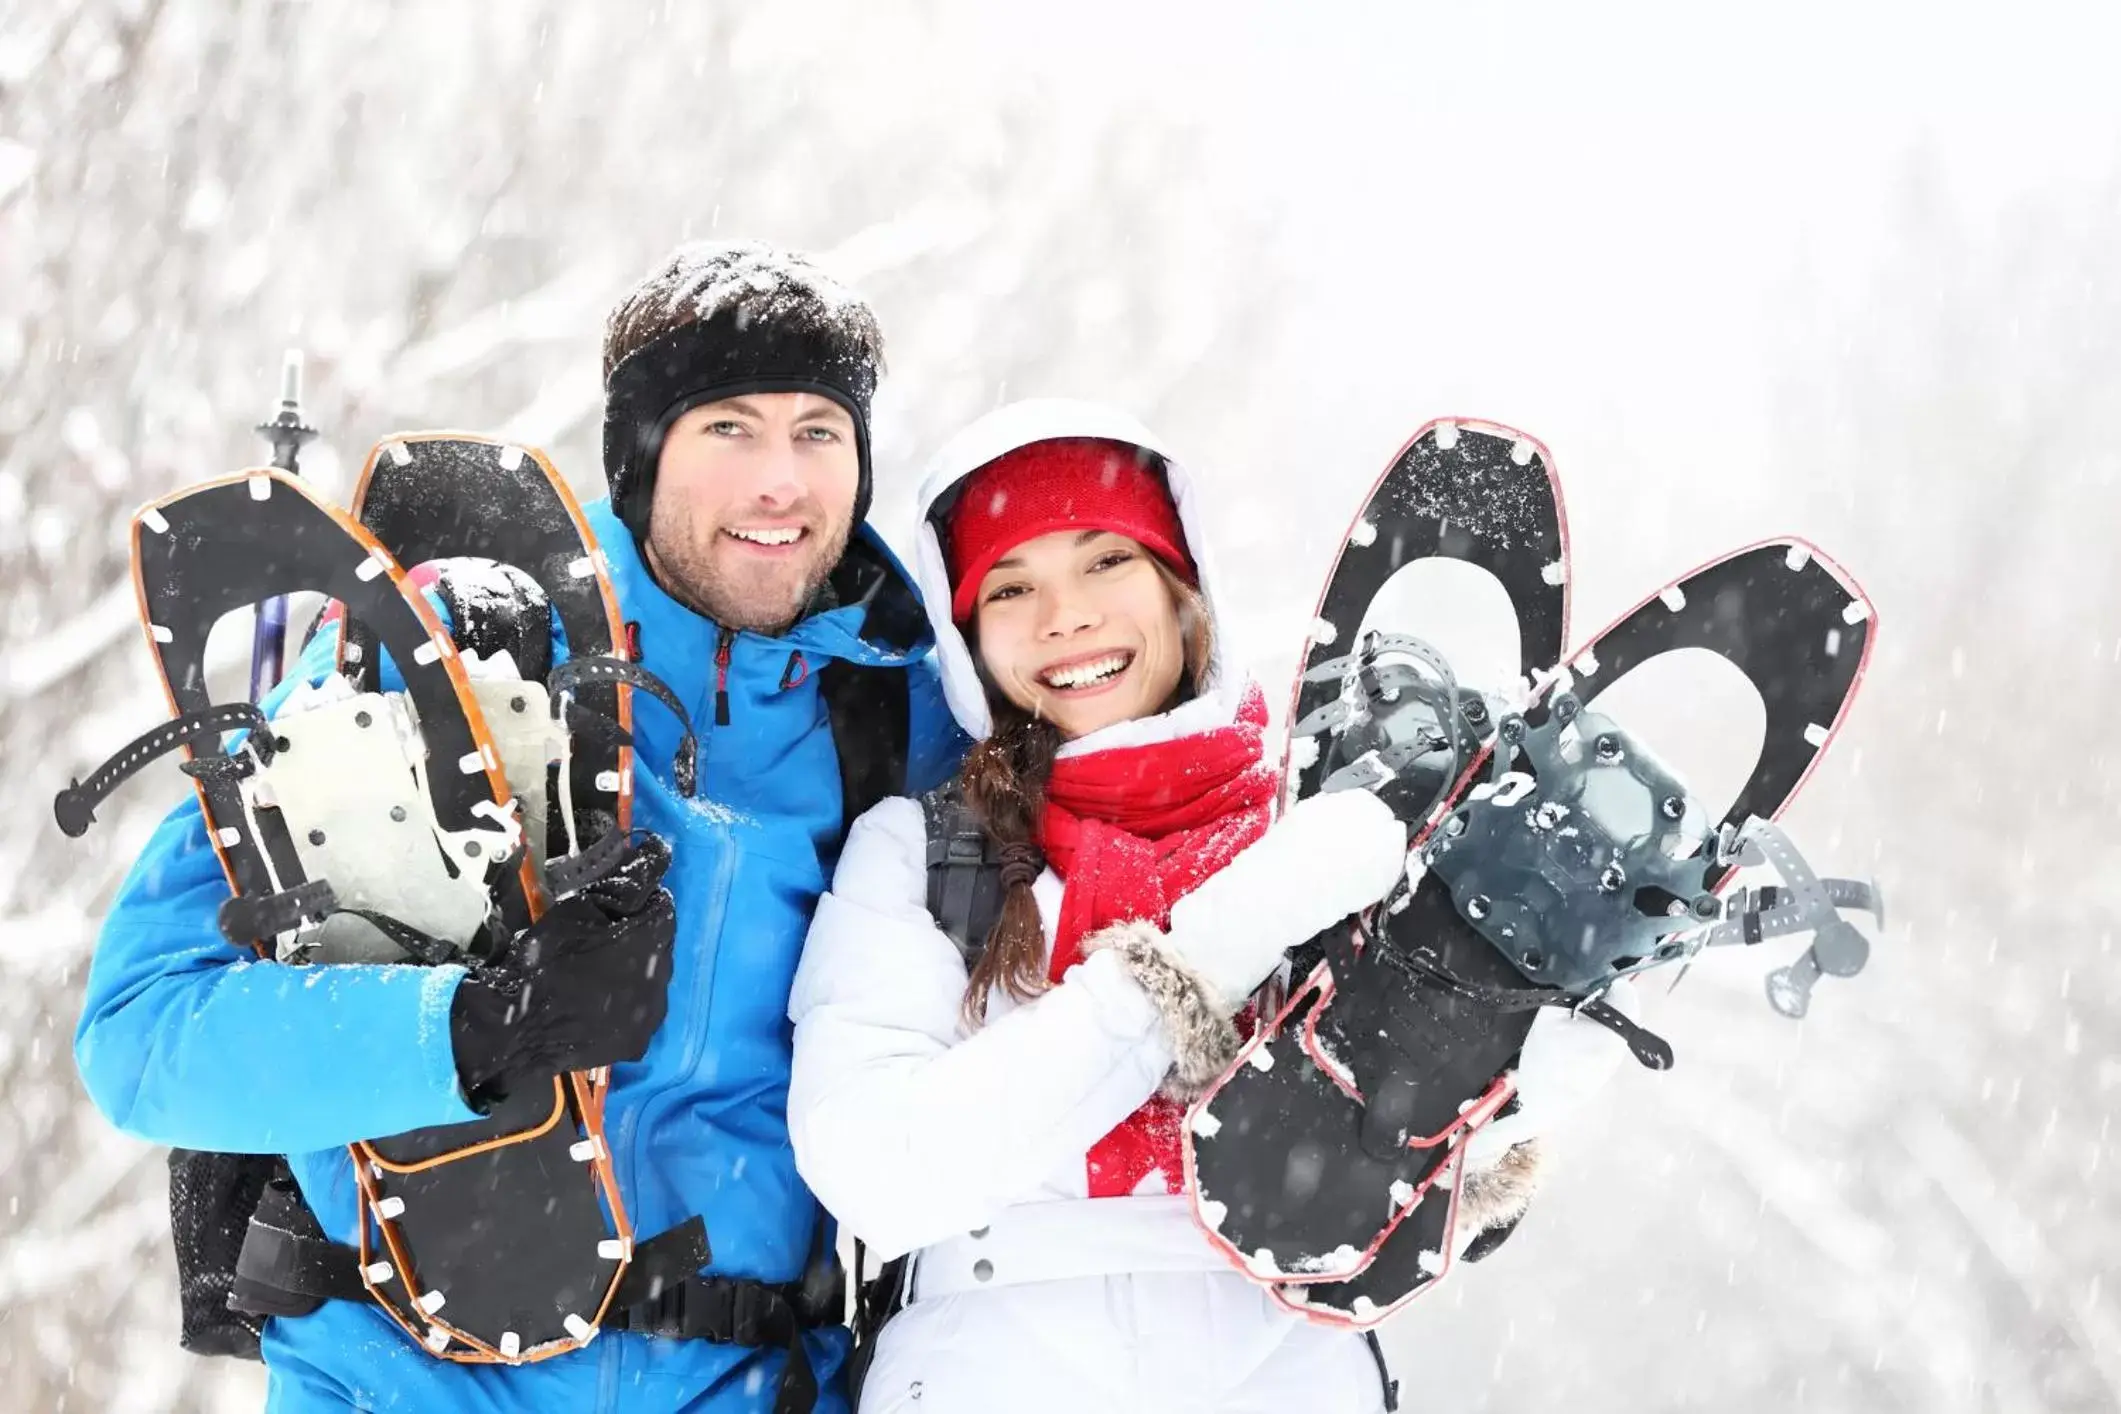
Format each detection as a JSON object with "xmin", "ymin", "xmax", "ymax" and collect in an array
[{"xmin": 713, "ymin": 627, "xmax": 734, "ymax": 727}]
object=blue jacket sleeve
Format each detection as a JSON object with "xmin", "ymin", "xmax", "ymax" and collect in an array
[
  {"xmin": 72, "ymin": 627, "xmax": 484, "ymax": 1154},
  {"xmin": 902, "ymin": 656, "xmax": 969, "ymax": 796}
]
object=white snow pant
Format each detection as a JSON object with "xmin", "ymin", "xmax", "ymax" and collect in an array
[{"xmin": 855, "ymin": 1267, "xmax": 1391, "ymax": 1414}]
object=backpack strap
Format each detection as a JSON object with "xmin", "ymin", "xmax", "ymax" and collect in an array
[
  {"xmin": 918, "ymin": 781, "xmax": 1019, "ymax": 966},
  {"xmin": 818, "ymin": 661, "xmax": 909, "ymax": 833}
]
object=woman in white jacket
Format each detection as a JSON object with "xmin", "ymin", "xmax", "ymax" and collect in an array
[{"xmin": 789, "ymin": 400, "xmax": 1621, "ymax": 1413}]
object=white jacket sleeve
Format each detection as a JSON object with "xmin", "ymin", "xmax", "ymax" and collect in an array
[{"xmin": 788, "ymin": 797, "xmax": 1179, "ymax": 1259}]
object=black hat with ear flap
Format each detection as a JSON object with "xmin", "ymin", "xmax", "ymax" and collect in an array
[{"xmin": 600, "ymin": 241, "xmax": 885, "ymax": 556}]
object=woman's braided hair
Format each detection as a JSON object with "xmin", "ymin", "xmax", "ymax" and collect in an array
[{"xmin": 955, "ymin": 562, "xmax": 1215, "ymax": 1028}]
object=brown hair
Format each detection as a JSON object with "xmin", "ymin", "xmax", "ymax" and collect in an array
[{"xmin": 957, "ymin": 562, "xmax": 1214, "ymax": 1028}]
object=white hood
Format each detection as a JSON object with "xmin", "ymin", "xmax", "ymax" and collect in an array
[{"xmin": 913, "ymin": 398, "xmax": 1235, "ymax": 741}]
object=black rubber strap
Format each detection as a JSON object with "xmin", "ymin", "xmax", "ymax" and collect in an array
[
  {"xmin": 218, "ymin": 880, "xmax": 338, "ymax": 950},
  {"xmin": 1360, "ymin": 924, "xmax": 1676, "ymax": 1071},
  {"xmin": 544, "ymin": 825, "xmax": 630, "ymax": 900},
  {"xmin": 1578, "ymin": 998, "xmax": 1675, "ymax": 1071},
  {"xmin": 549, "ymin": 655, "xmax": 698, "ymax": 798},
  {"xmin": 54, "ymin": 702, "xmax": 274, "ymax": 837},
  {"xmin": 330, "ymin": 908, "xmax": 462, "ymax": 966}
]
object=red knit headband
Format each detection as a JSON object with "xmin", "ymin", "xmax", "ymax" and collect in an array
[{"xmin": 944, "ymin": 438, "xmax": 1194, "ymax": 622}]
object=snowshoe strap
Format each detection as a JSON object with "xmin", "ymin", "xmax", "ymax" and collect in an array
[
  {"xmin": 325, "ymin": 907, "xmax": 462, "ymax": 966},
  {"xmin": 1677, "ymin": 818, "xmax": 1882, "ymax": 1019},
  {"xmin": 1575, "ymin": 998, "xmax": 1675, "ymax": 1070},
  {"xmin": 53, "ymin": 702, "xmax": 275, "ymax": 837},
  {"xmin": 1357, "ymin": 921, "xmax": 1676, "ymax": 1070},
  {"xmin": 223, "ymin": 886, "xmax": 476, "ymax": 965},
  {"xmin": 217, "ymin": 879, "xmax": 338, "ymax": 950},
  {"xmin": 563, "ymin": 699, "xmax": 635, "ymax": 755},
  {"xmin": 608, "ymin": 1275, "xmax": 821, "ymax": 1414},
  {"xmin": 549, "ymin": 655, "xmax": 698, "ymax": 798},
  {"xmin": 1691, "ymin": 819, "xmax": 1883, "ymax": 952},
  {"xmin": 544, "ymin": 824, "xmax": 631, "ymax": 900}
]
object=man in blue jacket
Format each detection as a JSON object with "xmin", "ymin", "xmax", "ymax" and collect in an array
[{"xmin": 74, "ymin": 241, "xmax": 965, "ymax": 1412}]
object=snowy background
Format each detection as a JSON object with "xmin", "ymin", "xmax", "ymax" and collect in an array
[{"xmin": 5, "ymin": 2, "xmax": 2119, "ymax": 1410}]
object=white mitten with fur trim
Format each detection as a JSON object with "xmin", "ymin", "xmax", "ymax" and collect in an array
[
  {"xmin": 1083, "ymin": 789, "xmax": 1407, "ymax": 1096},
  {"xmin": 1464, "ymin": 978, "xmax": 1642, "ymax": 1169},
  {"xmin": 1450, "ymin": 979, "xmax": 1644, "ymax": 1257},
  {"xmin": 1168, "ymin": 788, "xmax": 1408, "ymax": 1009}
]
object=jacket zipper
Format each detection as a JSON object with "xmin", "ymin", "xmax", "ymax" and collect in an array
[
  {"xmin": 606, "ymin": 623, "xmax": 740, "ymax": 1405},
  {"xmin": 713, "ymin": 626, "xmax": 734, "ymax": 727}
]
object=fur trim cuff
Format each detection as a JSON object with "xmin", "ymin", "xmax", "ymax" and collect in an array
[
  {"xmin": 1458, "ymin": 1138, "xmax": 1542, "ymax": 1237},
  {"xmin": 1083, "ymin": 919, "xmax": 1240, "ymax": 1102}
]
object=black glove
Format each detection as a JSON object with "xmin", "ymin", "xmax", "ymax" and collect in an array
[{"xmin": 450, "ymin": 835, "xmax": 676, "ymax": 1105}]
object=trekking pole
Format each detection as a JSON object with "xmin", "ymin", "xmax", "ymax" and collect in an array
[{"xmin": 247, "ymin": 350, "xmax": 319, "ymax": 699}]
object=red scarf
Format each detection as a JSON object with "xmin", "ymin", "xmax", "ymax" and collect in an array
[{"xmin": 1039, "ymin": 683, "xmax": 1275, "ymax": 1197}]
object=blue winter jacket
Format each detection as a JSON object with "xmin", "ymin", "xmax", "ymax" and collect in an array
[{"xmin": 74, "ymin": 499, "xmax": 965, "ymax": 1413}]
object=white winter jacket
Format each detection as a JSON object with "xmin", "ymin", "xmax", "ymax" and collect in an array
[{"xmin": 787, "ymin": 400, "xmax": 1618, "ymax": 1413}]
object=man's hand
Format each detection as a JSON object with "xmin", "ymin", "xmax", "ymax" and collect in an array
[{"xmin": 449, "ymin": 835, "xmax": 678, "ymax": 1105}]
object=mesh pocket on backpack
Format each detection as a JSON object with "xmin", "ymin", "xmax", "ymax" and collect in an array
[{"xmin": 167, "ymin": 1147, "xmax": 275, "ymax": 1360}]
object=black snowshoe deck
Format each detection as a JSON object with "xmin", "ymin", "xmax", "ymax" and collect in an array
[
  {"xmin": 1288, "ymin": 418, "xmax": 1569, "ymax": 800},
  {"xmin": 1270, "ymin": 537, "xmax": 1874, "ymax": 1325},
  {"xmin": 336, "ymin": 432, "xmax": 647, "ymax": 1363},
  {"xmin": 128, "ymin": 469, "xmax": 523, "ymax": 919},
  {"xmin": 82, "ymin": 454, "xmax": 650, "ymax": 1365},
  {"xmin": 1187, "ymin": 414, "xmax": 1877, "ymax": 1328}
]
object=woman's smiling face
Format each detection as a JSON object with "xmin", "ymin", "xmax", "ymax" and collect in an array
[{"xmin": 971, "ymin": 528, "xmax": 1187, "ymax": 740}]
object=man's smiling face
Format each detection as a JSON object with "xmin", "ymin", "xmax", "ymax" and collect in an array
[{"xmin": 643, "ymin": 391, "xmax": 859, "ymax": 633}]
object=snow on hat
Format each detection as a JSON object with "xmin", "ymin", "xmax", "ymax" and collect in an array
[
  {"xmin": 943, "ymin": 437, "xmax": 1194, "ymax": 622},
  {"xmin": 601, "ymin": 241, "xmax": 885, "ymax": 549}
]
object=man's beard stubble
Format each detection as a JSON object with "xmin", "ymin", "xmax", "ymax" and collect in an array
[{"xmin": 645, "ymin": 511, "xmax": 852, "ymax": 637}]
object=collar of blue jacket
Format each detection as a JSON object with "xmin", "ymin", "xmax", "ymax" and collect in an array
[{"xmin": 586, "ymin": 497, "xmax": 934, "ymax": 674}]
